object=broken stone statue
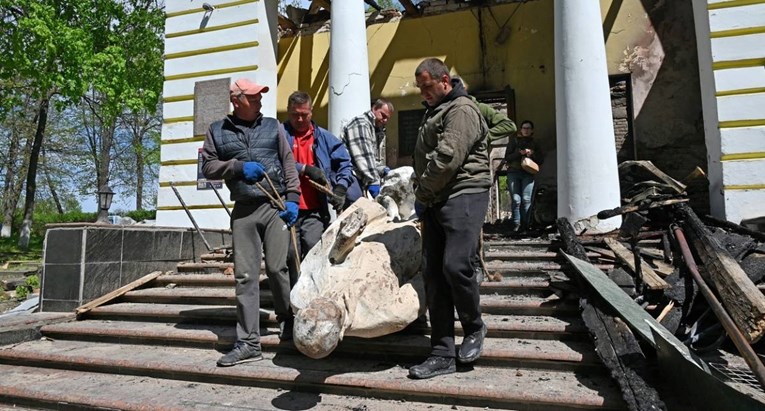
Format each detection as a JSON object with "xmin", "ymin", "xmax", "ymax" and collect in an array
[
  {"xmin": 290, "ymin": 197, "xmax": 425, "ymax": 359},
  {"xmin": 376, "ymin": 166, "xmax": 416, "ymax": 221}
]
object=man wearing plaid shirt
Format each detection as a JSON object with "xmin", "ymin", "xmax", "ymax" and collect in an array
[{"xmin": 341, "ymin": 99, "xmax": 394, "ymax": 198}]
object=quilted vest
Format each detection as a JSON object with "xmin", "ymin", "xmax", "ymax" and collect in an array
[{"xmin": 210, "ymin": 116, "xmax": 286, "ymax": 203}]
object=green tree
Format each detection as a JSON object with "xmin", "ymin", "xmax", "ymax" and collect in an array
[
  {"xmin": 0, "ymin": 0, "xmax": 164, "ymax": 247},
  {"xmin": 80, "ymin": 0, "xmax": 163, "ymax": 220},
  {"xmin": 0, "ymin": 1, "xmax": 94, "ymax": 249}
]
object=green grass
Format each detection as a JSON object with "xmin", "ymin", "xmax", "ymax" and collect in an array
[{"xmin": 0, "ymin": 235, "xmax": 43, "ymax": 264}]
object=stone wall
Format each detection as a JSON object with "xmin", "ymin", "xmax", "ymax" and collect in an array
[{"xmin": 41, "ymin": 225, "xmax": 230, "ymax": 312}]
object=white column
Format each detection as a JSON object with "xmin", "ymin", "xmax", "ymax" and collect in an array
[
  {"xmin": 554, "ymin": 1, "xmax": 622, "ymax": 233},
  {"xmin": 258, "ymin": 0, "xmax": 279, "ymax": 117},
  {"xmin": 328, "ymin": 1, "xmax": 371, "ymax": 137}
]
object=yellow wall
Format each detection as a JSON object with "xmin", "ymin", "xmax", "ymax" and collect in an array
[
  {"xmin": 277, "ymin": 2, "xmax": 556, "ymax": 166},
  {"xmin": 276, "ymin": 1, "xmax": 688, "ymax": 168}
]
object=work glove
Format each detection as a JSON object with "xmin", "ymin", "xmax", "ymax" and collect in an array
[
  {"xmin": 303, "ymin": 165, "xmax": 327, "ymax": 185},
  {"xmin": 329, "ymin": 185, "xmax": 347, "ymax": 211},
  {"xmin": 279, "ymin": 201, "xmax": 299, "ymax": 227},
  {"xmin": 243, "ymin": 161, "xmax": 266, "ymax": 182},
  {"xmin": 382, "ymin": 166, "xmax": 391, "ymax": 177},
  {"xmin": 414, "ymin": 201, "xmax": 425, "ymax": 219},
  {"xmin": 367, "ymin": 184, "xmax": 380, "ymax": 199}
]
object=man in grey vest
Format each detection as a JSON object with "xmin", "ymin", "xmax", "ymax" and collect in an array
[{"xmin": 201, "ymin": 78, "xmax": 301, "ymax": 366}]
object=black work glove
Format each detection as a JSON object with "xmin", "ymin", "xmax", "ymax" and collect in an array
[
  {"xmin": 329, "ymin": 185, "xmax": 347, "ymax": 211},
  {"xmin": 303, "ymin": 165, "xmax": 327, "ymax": 185}
]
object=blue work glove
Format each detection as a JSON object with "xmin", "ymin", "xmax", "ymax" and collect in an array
[
  {"xmin": 243, "ymin": 161, "xmax": 265, "ymax": 182},
  {"xmin": 279, "ymin": 201, "xmax": 299, "ymax": 227},
  {"xmin": 368, "ymin": 184, "xmax": 380, "ymax": 198},
  {"xmin": 414, "ymin": 201, "xmax": 425, "ymax": 219},
  {"xmin": 382, "ymin": 166, "xmax": 391, "ymax": 177}
]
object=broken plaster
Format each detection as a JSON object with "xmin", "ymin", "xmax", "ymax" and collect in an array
[{"xmin": 331, "ymin": 72, "xmax": 364, "ymax": 96}]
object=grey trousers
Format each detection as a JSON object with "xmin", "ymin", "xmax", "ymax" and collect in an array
[{"xmin": 232, "ymin": 201, "xmax": 292, "ymax": 347}]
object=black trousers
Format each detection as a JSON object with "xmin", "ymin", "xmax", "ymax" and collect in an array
[{"xmin": 421, "ymin": 190, "xmax": 489, "ymax": 358}]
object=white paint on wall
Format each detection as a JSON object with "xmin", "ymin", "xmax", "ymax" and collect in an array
[
  {"xmin": 161, "ymin": 122, "xmax": 195, "ymax": 141},
  {"xmin": 722, "ymin": 159, "xmax": 765, "ymax": 186},
  {"xmin": 721, "ymin": 126, "xmax": 765, "ymax": 154},
  {"xmin": 157, "ymin": 0, "xmax": 278, "ymax": 229},
  {"xmin": 709, "ymin": 3, "xmax": 765, "ymax": 32},
  {"xmin": 154, "ymin": 209, "xmax": 233, "ymax": 229},
  {"xmin": 692, "ymin": 0, "xmax": 725, "ymax": 217},
  {"xmin": 163, "ymin": 101, "xmax": 195, "ymax": 120},
  {"xmin": 711, "ymin": 32, "xmax": 765, "ymax": 61},
  {"xmin": 716, "ymin": 92, "xmax": 765, "ymax": 122},
  {"xmin": 714, "ymin": 66, "xmax": 765, "ymax": 92},
  {"xmin": 164, "ymin": 47, "xmax": 262, "ymax": 78},
  {"xmin": 160, "ymin": 141, "xmax": 205, "ymax": 162},
  {"xmin": 159, "ymin": 164, "xmax": 200, "ymax": 184},
  {"xmin": 724, "ymin": 189, "xmax": 765, "ymax": 224}
]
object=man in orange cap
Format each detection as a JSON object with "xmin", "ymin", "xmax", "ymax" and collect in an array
[{"xmin": 201, "ymin": 78, "xmax": 301, "ymax": 366}]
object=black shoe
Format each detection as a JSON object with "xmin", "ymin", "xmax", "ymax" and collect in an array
[
  {"xmin": 279, "ymin": 317, "xmax": 294, "ymax": 341},
  {"xmin": 217, "ymin": 342, "xmax": 263, "ymax": 367},
  {"xmin": 457, "ymin": 323, "xmax": 487, "ymax": 364},
  {"xmin": 408, "ymin": 356, "xmax": 456, "ymax": 379}
]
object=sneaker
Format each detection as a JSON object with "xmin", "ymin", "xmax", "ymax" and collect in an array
[
  {"xmin": 279, "ymin": 317, "xmax": 294, "ymax": 341},
  {"xmin": 408, "ymin": 356, "xmax": 456, "ymax": 379},
  {"xmin": 216, "ymin": 341, "xmax": 263, "ymax": 367},
  {"xmin": 457, "ymin": 323, "xmax": 487, "ymax": 364}
]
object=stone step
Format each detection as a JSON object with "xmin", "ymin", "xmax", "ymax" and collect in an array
[
  {"xmin": 120, "ymin": 287, "xmax": 574, "ymax": 316},
  {"xmin": 84, "ymin": 303, "xmax": 589, "ymax": 340},
  {"xmin": 0, "ymin": 339, "xmax": 625, "ymax": 410},
  {"xmin": 483, "ymin": 251, "xmax": 600, "ymax": 261},
  {"xmin": 40, "ymin": 320, "xmax": 601, "ymax": 371},
  {"xmin": 485, "ymin": 260, "xmax": 614, "ymax": 272},
  {"xmin": 0, "ymin": 364, "xmax": 499, "ymax": 411},
  {"xmin": 175, "ymin": 262, "xmax": 234, "ymax": 274}
]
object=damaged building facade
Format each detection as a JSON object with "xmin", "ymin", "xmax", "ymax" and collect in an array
[{"xmin": 156, "ymin": 0, "xmax": 762, "ymax": 229}]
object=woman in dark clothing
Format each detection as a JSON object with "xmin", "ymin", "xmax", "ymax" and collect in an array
[{"xmin": 503, "ymin": 120, "xmax": 543, "ymax": 231}]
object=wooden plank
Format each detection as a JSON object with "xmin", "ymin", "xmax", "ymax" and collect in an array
[
  {"xmin": 604, "ymin": 238, "xmax": 669, "ymax": 290},
  {"xmin": 677, "ymin": 203, "xmax": 765, "ymax": 343},
  {"xmin": 75, "ymin": 271, "xmax": 164, "ymax": 316},
  {"xmin": 585, "ymin": 246, "xmax": 616, "ymax": 259}
]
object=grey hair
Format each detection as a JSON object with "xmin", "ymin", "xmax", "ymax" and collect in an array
[
  {"xmin": 415, "ymin": 58, "xmax": 450, "ymax": 80},
  {"xmin": 287, "ymin": 91, "xmax": 312, "ymax": 110},
  {"xmin": 372, "ymin": 98, "xmax": 394, "ymax": 113}
]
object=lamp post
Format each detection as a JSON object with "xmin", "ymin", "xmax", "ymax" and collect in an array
[{"xmin": 96, "ymin": 185, "xmax": 114, "ymax": 224}]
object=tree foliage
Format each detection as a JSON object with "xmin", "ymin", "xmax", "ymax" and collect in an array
[{"xmin": 0, "ymin": 0, "xmax": 164, "ymax": 248}]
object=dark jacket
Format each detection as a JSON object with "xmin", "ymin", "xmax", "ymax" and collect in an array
[
  {"xmin": 413, "ymin": 80, "xmax": 491, "ymax": 206},
  {"xmin": 503, "ymin": 136, "xmax": 543, "ymax": 172},
  {"xmin": 201, "ymin": 114, "xmax": 300, "ymax": 204},
  {"xmin": 283, "ymin": 121, "xmax": 362, "ymax": 209}
]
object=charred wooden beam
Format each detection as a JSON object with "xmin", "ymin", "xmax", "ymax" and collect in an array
[
  {"xmin": 702, "ymin": 214, "xmax": 765, "ymax": 243},
  {"xmin": 399, "ymin": 0, "xmax": 422, "ymax": 17},
  {"xmin": 674, "ymin": 226, "xmax": 765, "ymax": 390},
  {"xmin": 676, "ymin": 203, "xmax": 765, "ymax": 343},
  {"xmin": 556, "ymin": 218, "xmax": 665, "ymax": 411},
  {"xmin": 278, "ymin": 14, "xmax": 298, "ymax": 31}
]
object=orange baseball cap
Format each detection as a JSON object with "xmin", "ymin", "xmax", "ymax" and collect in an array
[{"xmin": 230, "ymin": 78, "xmax": 269, "ymax": 96}]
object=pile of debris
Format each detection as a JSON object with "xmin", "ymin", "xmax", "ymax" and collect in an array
[{"xmin": 557, "ymin": 161, "xmax": 765, "ymax": 411}]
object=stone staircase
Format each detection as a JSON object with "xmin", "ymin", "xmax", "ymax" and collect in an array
[{"xmin": 0, "ymin": 234, "xmax": 626, "ymax": 410}]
